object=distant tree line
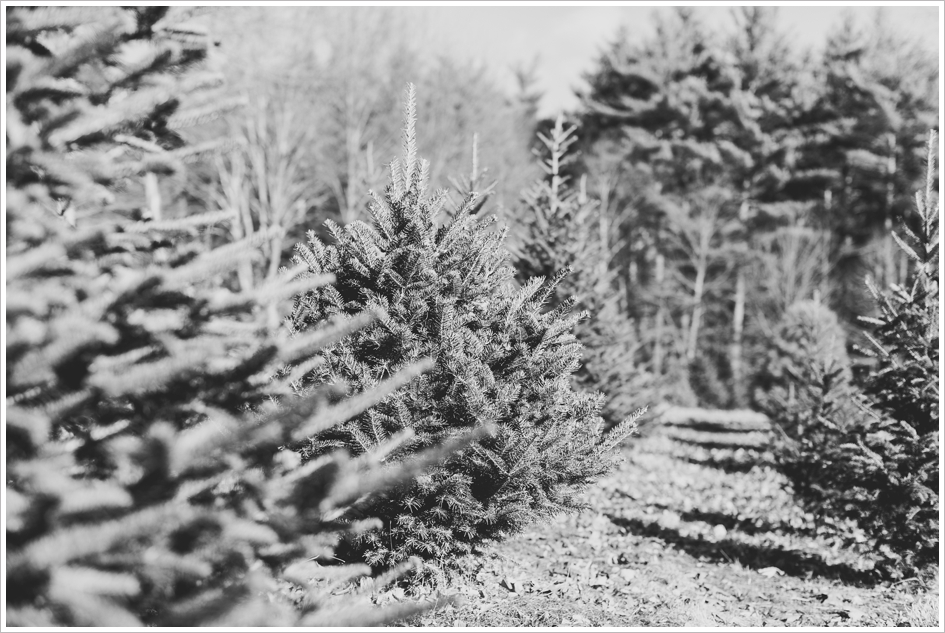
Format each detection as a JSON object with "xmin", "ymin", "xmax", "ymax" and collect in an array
[{"xmin": 567, "ymin": 7, "xmax": 938, "ymax": 409}]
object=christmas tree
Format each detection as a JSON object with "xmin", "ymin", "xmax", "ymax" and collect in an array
[
  {"xmin": 514, "ymin": 115, "xmax": 650, "ymax": 425},
  {"xmin": 769, "ymin": 132, "xmax": 939, "ymax": 578},
  {"xmin": 289, "ymin": 85, "xmax": 640, "ymax": 567},
  {"xmin": 6, "ymin": 7, "xmax": 456, "ymax": 625}
]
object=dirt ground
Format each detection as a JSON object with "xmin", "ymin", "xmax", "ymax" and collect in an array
[{"xmin": 397, "ymin": 426, "xmax": 940, "ymax": 627}]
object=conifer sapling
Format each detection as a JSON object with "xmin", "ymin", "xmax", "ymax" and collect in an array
[
  {"xmin": 515, "ymin": 115, "xmax": 649, "ymax": 426},
  {"xmin": 289, "ymin": 85, "xmax": 641, "ymax": 567}
]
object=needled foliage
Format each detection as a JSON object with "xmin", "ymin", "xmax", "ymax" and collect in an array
[
  {"xmin": 853, "ymin": 130, "xmax": 939, "ymax": 575},
  {"xmin": 768, "ymin": 132, "xmax": 939, "ymax": 578},
  {"xmin": 289, "ymin": 86, "xmax": 640, "ymax": 568},
  {"xmin": 754, "ymin": 300, "xmax": 851, "ymax": 425},
  {"xmin": 514, "ymin": 115, "xmax": 650, "ymax": 425},
  {"xmin": 6, "ymin": 8, "xmax": 454, "ymax": 626}
]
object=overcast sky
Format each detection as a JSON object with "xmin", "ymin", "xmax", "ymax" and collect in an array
[{"xmin": 403, "ymin": 4, "xmax": 941, "ymax": 117}]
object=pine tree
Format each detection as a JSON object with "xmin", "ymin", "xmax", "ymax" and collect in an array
[
  {"xmin": 513, "ymin": 115, "xmax": 649, "ymax": 425},
  {"xmin": 861, "ymin": 131, "xmax": 939, "ymax": 432},
  {"xmin": 6, "ymin": 8, "xmax": 456, "ymax": 625},
  {"xmin": 769, "ymin": 131, "xmax": 939, "ymax": 578},
  {"xmin": 579, "ymin": 10, "xmax": 760, "ymax": 404},
  {"xmin": 854, "ymin": 129, "xmax": 939, "ymax": 573},
  {"xmin": 794, "ymin": 16, "xmax": 938, "ymax": 247},
  {"xmin": 754, "ymin": 300, "xmax": 852, "ymax": 428},
  {"xmin": 788, "ymin": 15, "xmax": 939, "ymax": 321},
  {"xmin": 579, "ymin": 8, "xmax": 849, "ymax": 407},
  {"xmin": 288, "ymin": 85, "xmax": 640, "ymax": 568}
]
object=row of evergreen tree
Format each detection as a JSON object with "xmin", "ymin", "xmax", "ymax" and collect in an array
[
  {"xmin": 571, "ymin": 7, "xmax": 938, "ymax": 409},
  {"xmin": 758, "ymin": 131, "xmax": 938, "ymax": 578},
  {"xmin": 5, "ymin": 5, "xmax": 939, "ymax": 624},
  {"xmin": 114, "ymin": 6, "xmax": 937, "ymax": 418},
  {"xmin": 5, "ymin": 6, "xmax": 632, "ymax": 624},
  {"xmin": 5, "ymin": 7, "xmax": 460, "ymax": 625}
]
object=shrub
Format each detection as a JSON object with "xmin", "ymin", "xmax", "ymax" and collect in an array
[
  {"xmin": 6, "ymin": 8, "xmax": 454, "ymax": 625},
  {"xmin": 768, "ymin": 132, "xmax": 939, "ymax": 578},
  {"xmin": 288, "ymin": 87, "xmax": 640, "ymax": 568}
]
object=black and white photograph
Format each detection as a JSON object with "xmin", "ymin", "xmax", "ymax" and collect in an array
[{"xmin": 3, "ymin": 1, "xmax": 941, "ymax": 628}]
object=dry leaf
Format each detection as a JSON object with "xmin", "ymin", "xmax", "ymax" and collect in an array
[
  {"xmin": 658, "ymin": 510, "xmax": 681, "ymax": 530},
  {"xmin": 757, "ymin": 567, "xmax": 784, "ymax": 577}
]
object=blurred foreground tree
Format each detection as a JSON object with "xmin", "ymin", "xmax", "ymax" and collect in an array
[{"xmin": 6, "ymin": 7, "xmax": 458, "ymax": 625}]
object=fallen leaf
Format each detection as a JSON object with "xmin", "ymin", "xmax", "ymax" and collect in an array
[
  {"xmin": 658, "ymin": 510, "xmax": 681, "ymax": 530},
  {"xmin": 619, "ymin": 568, "xmax": 637, "ymax": 582},
  {"xmin": 500, "ymin": 577, "xmax": 522, "ymax": 593},
  {"xmin": 842, "ymin": 607, "xmax": 867, "ymax": 621}
]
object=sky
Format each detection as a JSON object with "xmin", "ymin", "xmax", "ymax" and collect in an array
[{"xmin": 400, "ymin": 4, "xmax": 942, "ymax": 117}]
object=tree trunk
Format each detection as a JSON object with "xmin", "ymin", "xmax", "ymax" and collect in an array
[
  {"xmin": 653, "ymin": 251, "xmax": 665, "ymax": 375},
  {"xmin": 730, "ymin": 270, "xmax": 746, "ymax": 406},
  {"xmin": 821, "ymin": 188, "xmax": 832, "ymax": 299},
  {"xmin": 883, "ymin": 131, "xmax": 897, "ymax": 287},
  {"xmin": 597, "ymin": 175, "xmax": 611, "ymax": 291},
  {"xmin": 687, "ymin": 237, "xmax": 708, "ymax": 361},
  {"xmin": 344, "ymin": 122, "xmax": 361, "ymax": 224}
]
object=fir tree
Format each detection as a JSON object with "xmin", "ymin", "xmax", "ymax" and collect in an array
[
  {"xmin": 579, "ymin": 10, "xmax": 760, "ymax": 404},
  {"xmin": 6, "ymin": 8, "xmax": 457, "ymax": 625},
  {"xmin": 754, "ymin": 300, "xmax": 853, "ymax": 431},
  {"xmin": 578, "ymin": 8, "xmax": 854, "ymax": 406},
  {"xmin": 514, "ymin": 115, "xmax": 649, "ymax": 425},
  {"xmin": 289, "ymin": 85, "xmax": 640, "ymax": 567},
  {"xmin": 860, "ymin": 130, "xmax": 939, "ymax": 435},
  {"xmin": 769, "ymin": 131, "xmax": 939, "ymax": 578},
  {"xmin": 854, "ymin": 129, "xmax": 939, "ymax": 573},
  {"xmin": 788, "ymin": 16, "xmax": 939, "ymax": 320}
]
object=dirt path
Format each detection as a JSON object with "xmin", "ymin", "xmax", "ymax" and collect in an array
[{"xmin": 406, "ymin": 429, "xmax": 938, "ymax": 627}]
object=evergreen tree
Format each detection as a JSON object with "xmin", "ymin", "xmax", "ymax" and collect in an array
[
  {"xmin": 579, "ymin": 9, "xmax": 766, "ymax": 405},
  {"xmin": 793, "ymin": 15, "xmax": 938, "ymax": 245},
  {"xmin": 789, "ymin": 14, "xmax": 939, "ymax": 320},
  {"xmin": 769, "ymin": 132, "xmax": 939, "ymax": 578},
  {"xmin": 289, "ymin": 85, "xmax": 640, "ymax": 567},
  {"xmin": 754, "ymin": 300, "xmax": 852, "ymax": 423},
  {"xmin": 6, "ymin": 8, "xmax": 456, "ymax": 625},
  {"xmin": 860, "ymin": 131, "xmax": 939, "ymax": 433},
  {"xmin": 514, "ymin": 115, "xmax": 650, "ymax": 424}
]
